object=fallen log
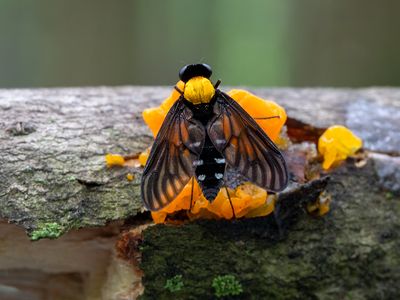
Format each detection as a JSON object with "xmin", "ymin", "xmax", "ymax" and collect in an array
[{"xmin": 0, "ymin": 86, "xmax": 399, "ymax": 299}]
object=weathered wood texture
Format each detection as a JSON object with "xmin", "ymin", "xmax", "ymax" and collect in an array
[{"xmin": 0, "ymin": 87, "xmax": 399, "ymax": 238}]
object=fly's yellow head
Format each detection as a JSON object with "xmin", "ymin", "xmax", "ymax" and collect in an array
[{"xmin": 184, "ymin": 76, "xmax": 215, "ymax": 105}]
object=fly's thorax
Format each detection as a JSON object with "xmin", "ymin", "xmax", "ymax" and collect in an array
[
  {"xmin": 183, "ymin": 95, "xmax": 217, "ymax": 126},
  {"xmin": 183, "ymin": 76, "xmax": 215, "ymax": 105}
]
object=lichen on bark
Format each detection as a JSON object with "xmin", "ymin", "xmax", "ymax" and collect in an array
[{"xmin": 0, "ymin": 87, "xmax": 162, "ymax": 238}]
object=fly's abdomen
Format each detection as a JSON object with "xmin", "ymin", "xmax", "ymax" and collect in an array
[{"xmin": 194, "ymin": 136, "xmax": 226, "ymax": 201}]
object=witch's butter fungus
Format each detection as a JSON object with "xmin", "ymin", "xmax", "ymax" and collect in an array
[{"xmin": 318, "ymin": 125, "xmax": 362, "ymax": 170}]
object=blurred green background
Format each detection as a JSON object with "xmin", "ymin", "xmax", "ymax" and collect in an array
[{"xmin": 0, "ymin": 0, "xmax": 399, "ymax": 88}]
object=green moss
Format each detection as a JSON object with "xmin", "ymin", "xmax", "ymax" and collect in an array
[
  {"xmin": 164, "ymin": 275, "xmax": 184, "ymax": 293},
  {"xmin": 212, "ymin": 275, "xmax": 243, "ymax": 298},
  {"xmin": 30, "ymin": 222, "xmax": 64, "ymax": 241},
  {"xmin": 385, "ymin": 192, "xmax": 394, "ymax": 199},
  {"xmin": 67, "ymin": 175, "xmax": 76, "ymax": 181}
]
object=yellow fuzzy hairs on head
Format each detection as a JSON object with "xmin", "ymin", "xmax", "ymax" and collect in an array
[{"xmin": 184, "ymin": 76, "xmax": 215, "ymax": 104}]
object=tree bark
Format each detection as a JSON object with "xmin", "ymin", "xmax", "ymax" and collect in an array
[{"xmin": 1, "ymin": 86, "xmax": 399, "ymax": 236}]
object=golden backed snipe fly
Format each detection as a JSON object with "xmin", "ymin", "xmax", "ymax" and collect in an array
[{"xmin": 141, "ymin": 64, "xmax": 288, "ymax": 215}]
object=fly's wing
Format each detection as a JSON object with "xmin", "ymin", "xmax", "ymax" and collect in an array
[
  {"xmin": 141, "ymin": 99, "xmax": 205, "ymax": 211},
  {"xmin": 208, "ymin": 91, "xmax": 288, "ymax": 192}
]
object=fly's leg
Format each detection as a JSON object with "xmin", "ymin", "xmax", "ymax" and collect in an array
[
  {"xmin": 189, "ymin": 177, "xmax": 194, "ymax": 213},
  {"xmin": 254, "ymin": 115, "xmax": 280, "ymax": 120},
  {"xmin": 224, "ymin": 186, "xmax": 236, "ymax": 220},
  {"xmin": 273, "ymin": 199, "xmax": 283, "ymax": 239}
]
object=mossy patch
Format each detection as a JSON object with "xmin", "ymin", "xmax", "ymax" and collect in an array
[
  {"xmin": 212, "ymin": 275, "xmax": 243, "ymax": 298},
  {"xmin": 30, "ymin": 222, "xmax": 64, "ymax": 241},
  {"xmin": 164, "ymin": 275, "xmax": 184, "ymax": 293}
]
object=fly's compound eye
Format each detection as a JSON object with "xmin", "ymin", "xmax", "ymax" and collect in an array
[{"xmin": 179, "ymin": 63, "xmax": 212, "ymax": 83}]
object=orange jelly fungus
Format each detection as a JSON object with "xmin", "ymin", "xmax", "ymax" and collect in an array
[
  {"xmin": 318, "ymin": 125, "xmax": 362, "ymax": 170},
  {"xmin": 138, "ymin": 148, "xmax": 150, "ymax": 167},
  {"xmin": 228, "ymin": 89, "xmax": 287, "ymax": 142},
  {"xmin": 142, "ymin": 83, "xmax": 287, "ymax": 222},
  {"xmin": 105, "ymin": 153, "xmax": 125, "ymax": 167},
  {"xmin": 126, "ymin": 173, "xmax": 135, "ymax": 181},
  {"xmin": 151, "ymin": 181, "xmax": 275, "ymax": 224},
  {"xmin": 307, "ymin": 191, "xmax": 331, "ymax": 216}
]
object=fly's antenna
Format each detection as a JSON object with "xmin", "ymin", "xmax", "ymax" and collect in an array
[
  {"xmin": 174, "ymin": 85, "xmax": 184, "ymax": 95},
  {"xmin": 214, "ymin": 79, "xmax": 221, "ymax": 89}
]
